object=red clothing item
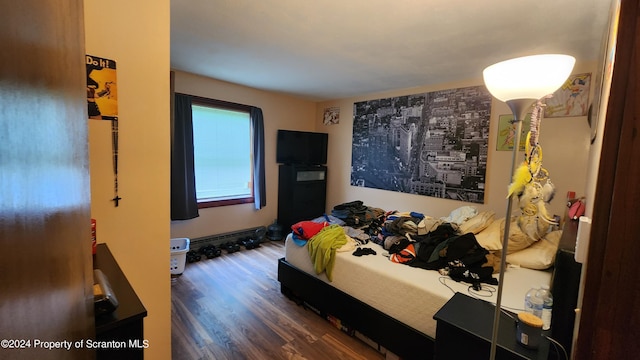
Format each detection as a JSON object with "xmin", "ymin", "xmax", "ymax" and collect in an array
[{"xmin": 291, "ymin": 221, "xmax": 329, "ymax": 240}]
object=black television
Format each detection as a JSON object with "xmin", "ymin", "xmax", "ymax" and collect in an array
[{"xmin": 276, "ymin": 129, "xmax": 328, "ymax": 165}]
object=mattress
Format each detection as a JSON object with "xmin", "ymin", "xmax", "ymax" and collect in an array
[{"xmin": 285, "ymin": 233, "xmax": 552, "ymax": 339}]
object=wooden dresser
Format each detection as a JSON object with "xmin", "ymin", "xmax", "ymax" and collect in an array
[{"xmin": 94, "ymin": 244, "xmax": 147, "ymax": 360}]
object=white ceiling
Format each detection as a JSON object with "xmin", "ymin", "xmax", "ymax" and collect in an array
[{"xmin": 171, "ymin": 0, "xmax": 613, "ymax": 101}]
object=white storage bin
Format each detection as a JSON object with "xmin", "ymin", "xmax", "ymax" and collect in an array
[{"xmin": 170, "ymin": 238, "xmax": 190, "ymax": 275}]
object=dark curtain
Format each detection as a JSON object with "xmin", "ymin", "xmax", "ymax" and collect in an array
[
  {"xmin": 251, "ymin": 106, "xmax": 266, "ymax": 209},
  {"xmin": 171, "ymin": 94, "xmax": 199, "ymax": 220}
]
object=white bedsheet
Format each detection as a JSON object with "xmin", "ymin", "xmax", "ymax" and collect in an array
[{"xmin": 284, "ymin": 233, "xmax": 552, "ymax": 339}]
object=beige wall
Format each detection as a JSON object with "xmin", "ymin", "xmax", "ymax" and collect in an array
[
  {"xmin": 85, "ymin": 1, "xmax": 171, "ymax": 359},
  {"xmin": 172, "ymin": 61, "xmax": 595, "ymax": 238},
  {"xmin": 171, "ymin": 71, "xmax": 317, "ymax": 239},
  {"xmin": 317, "ymin": 61, "xmax": 596, "ymax": 220}
]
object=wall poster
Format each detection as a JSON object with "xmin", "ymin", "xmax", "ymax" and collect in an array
[
  {"xmin": 86, "ymin": 54, "xmax": 121, "ymax": 206},
  {"xmin": 496, "ymin": 113, "xmax": 531, "ymax": 151},
  {"xmin": 544, "ymin": 72, "xmax": 592, "ymax": 118},
  {"xmin": 86, "ymin": 54, "xmax": 118, "ymax": 120},
  {"xmin": 351, "ymin": 86, "xmax": 492, "ymax": 204}
]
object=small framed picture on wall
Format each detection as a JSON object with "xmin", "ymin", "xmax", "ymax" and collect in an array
[
  {"xmin": 496, "ymin": 113, "xmax": 531, "ymax": 151},
  {"xmin": 323, "ymin": 107, "xmax": 340, "ymax": 125}
]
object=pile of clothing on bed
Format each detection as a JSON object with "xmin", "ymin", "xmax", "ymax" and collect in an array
[
  {"xmin": 372, "ymin": 209, "xmax": 501, "ymax": 286},
  {"xmin": 290, "ymin": 199, "xmax": 562, "ymax": 286},
  {"xmin": 290, "ymin": 202, "xmax": 499, "ymax": 286}
]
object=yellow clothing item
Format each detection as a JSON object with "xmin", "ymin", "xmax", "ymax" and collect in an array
[{"xmin": 307, "ymin": 224, "xmax": 347, "ymax": 281}]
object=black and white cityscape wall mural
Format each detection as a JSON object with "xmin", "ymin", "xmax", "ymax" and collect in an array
[{"xmin": 351, "ymin": 85, "xmax": 492, "ymax": 204}]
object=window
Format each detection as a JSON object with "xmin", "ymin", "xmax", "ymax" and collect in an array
[
  {"xmin": 171, "ymin": 92, "xmax": 265, "ymax": 219},
  {"xmin": 191, "ymin": 98, "xmax": 254, "ymax": 208}
]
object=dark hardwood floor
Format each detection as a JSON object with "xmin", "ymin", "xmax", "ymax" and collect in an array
[{"xmin": 171, "ymin": 240, "xmax": 385, "ymax": 360}]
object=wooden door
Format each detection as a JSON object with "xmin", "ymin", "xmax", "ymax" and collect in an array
[
  {"xmin": 575, "ymin": 0, "xmax": 640, "ymax": 358},
  {"xmin": 0, "ymin": 1, "xmax": 94, "ymax": 359}
]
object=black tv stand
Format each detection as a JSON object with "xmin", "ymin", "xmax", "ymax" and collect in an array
[{"xmin": 277, "ymin": 164, "xmax": 327, "ymax": 232}]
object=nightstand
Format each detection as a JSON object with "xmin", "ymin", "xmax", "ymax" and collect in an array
[{"xmin": 433, "ymin": 292, "xmax": 549, "ymax": 360}]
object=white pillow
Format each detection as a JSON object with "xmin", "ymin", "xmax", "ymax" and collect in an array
[
  {"xmin": 503, "ymin": 217, "xmax": 536, "ymax": 254},
  {"xmin": 474, "ymin": 216, "xmax": 536, "ymax": 253},
  {"xmin": 459, "ymin": 210, "xmax": 495, "ymax": 234},
  {"xmin": 506, "ymin": 230, "xmax": 562, "ymax": 270},
  {"xmin": 475, "ymin": 217, "xmax": 503, "ymax": 250}
]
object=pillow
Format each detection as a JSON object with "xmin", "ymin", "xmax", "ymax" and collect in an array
[
  {"xmin": 474, "ymin": 216, "xmax": 535, "ymax": 253},
  {"xmin": 474, "ymin": 217, "xmax": 503, "ymax": 250},
  {"xmin": 506, "ymin": 230, "xmax": 563, "ymax": 269},
  {"xmin": 503, "ymin": 217, "xmax": 536, "ymax": 254},
  {"xmin": 459, "ymin": 210, "xmax": 495, "ymax": 235}
]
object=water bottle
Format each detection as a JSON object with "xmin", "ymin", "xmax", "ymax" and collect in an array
[
  {"xmin": 530, "ymin": 289, "xmax": 544, "ymax": 318},
  {"xmin": 524, "ymin": 286, "xmax": 539, "ymax": 315},
  {"xmin": 537, "ymin": 284, "xmax": 553, "ymax": 330}
]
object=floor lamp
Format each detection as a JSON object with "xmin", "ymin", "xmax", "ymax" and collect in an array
[{"xmin": 482, "ymin": 54, "xmax": 575, "ymax": 360}]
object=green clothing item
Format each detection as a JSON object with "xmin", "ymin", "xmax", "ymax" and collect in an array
[{"xmin": 307, "ymin": 224, "xmax": 347, "ymax": 281}]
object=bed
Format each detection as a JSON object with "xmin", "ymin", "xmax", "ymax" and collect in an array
[{"xmin": 277, "ymin": 208, "xmax": 581, "ymax": 359}]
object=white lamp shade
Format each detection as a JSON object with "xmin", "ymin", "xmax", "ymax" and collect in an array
[{"xmin": 482, "ymin": 54, "xmax": 576, "ymax": 102}]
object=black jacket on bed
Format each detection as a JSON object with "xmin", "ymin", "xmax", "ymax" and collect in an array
[{"xmin": 410, "ymin": 231, "xmax": 498, "ymax": 285}]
